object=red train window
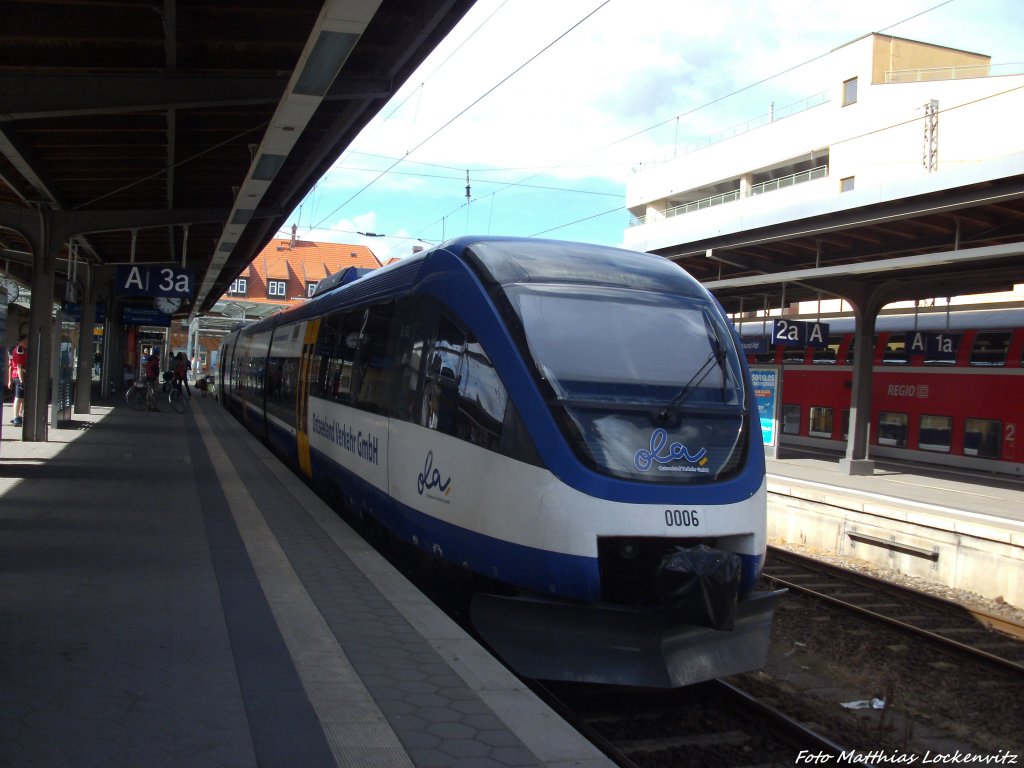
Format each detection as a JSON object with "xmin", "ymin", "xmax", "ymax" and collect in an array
[
  {"xmin": 970, "ymin": 331, "xmax": 1011, "ymax": 367},
  {"xmin": 878, "ymin": 412, "xmax": 908, "ymax": 447},
  {"xmin": 919, "ymin": 415, "xmax": 952, "ymax": 453},
  {"xmin": 964, "ymin": 419, "xmax": 1001, "ymax": 458}
]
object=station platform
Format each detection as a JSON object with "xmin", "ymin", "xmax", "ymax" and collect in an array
[
  {"xmin": 764, "ymin": 446, "xmax": 1024, "ymax": 608},
  {"xmin": 766, "ymin": 445, "xmax": 1024, "ymax": 528},
  {"xmin": 0, "ymin": 396, "xmax": 613, "ymax": 768}
]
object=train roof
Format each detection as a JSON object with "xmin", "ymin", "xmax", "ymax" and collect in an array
[
  {"xmin": 736, "ymin": 307, "xmax": 1024, "ymax": 337},
  {"xmin": 229, "ymin": 237, "xmax": 718, "ymax": 337},
  {"xmin": 449, "ymin": 236, "xmax": 708, "ymax": 298}
]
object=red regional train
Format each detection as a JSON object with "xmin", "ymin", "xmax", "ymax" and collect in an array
[{"xmin": 738, "ymin": 307, "xmax": 1024, "ymax": 477}]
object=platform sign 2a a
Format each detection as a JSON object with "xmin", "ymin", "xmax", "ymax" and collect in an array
[{"xmin": 772, "ymin": 319, "xmax": 830, "ymax": 349}]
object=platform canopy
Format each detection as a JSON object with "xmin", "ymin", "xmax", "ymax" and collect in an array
[
  {"xmin": 655, "ymin": 166, "xmax": 1024, "ymax": 315},
  {"xmin": 0, "ymin": 0, "xmax": 476, "ymax": 313}
]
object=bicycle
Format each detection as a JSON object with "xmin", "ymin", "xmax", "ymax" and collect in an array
[
  {"xmin": 126, "ymin": 378, "xmax": 158, "ymax": 412},
  {"xmin": 167, "ymin": 378, "xmax": 189, "ymax": 413}
]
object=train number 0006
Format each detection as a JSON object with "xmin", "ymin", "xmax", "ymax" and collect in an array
[{"xmin": 664, "ymin": 509, "xmax": 699, "ymax": 527}]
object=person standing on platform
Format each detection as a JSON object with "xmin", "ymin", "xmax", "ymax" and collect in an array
[
  {"xmin": 174, "ymin": 352, "xmax": 191, "ymax": 398},
  {"xmin": 144, "ymin": 348, "xmax": 162, "ymax": 411},
  {"xmin": 7, "ymin": 334, "xmax": 28, "ymax": 427}
]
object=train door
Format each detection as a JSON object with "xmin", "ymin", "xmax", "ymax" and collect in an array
[{"xmin": 295, "ymin": 319, "xmax": 321, "ymax": 479}]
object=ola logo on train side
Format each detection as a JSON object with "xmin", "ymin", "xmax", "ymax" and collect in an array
[{"xmin": 417, "ymin": 451, "xmax": 451, "ymax": 497}]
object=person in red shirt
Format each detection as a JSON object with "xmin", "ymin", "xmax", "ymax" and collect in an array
[
  {"xmin": 173, "ymin": 352, "xmax": 191, "ymax": 398},
  {"xmin": 7, "ymin": 334, "xmax": 27, "ymax": 427}
]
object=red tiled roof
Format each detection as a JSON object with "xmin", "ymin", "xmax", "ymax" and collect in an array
[{"xmin": 235, "ymin": 237, "xmax": 381, "ymax": 304}]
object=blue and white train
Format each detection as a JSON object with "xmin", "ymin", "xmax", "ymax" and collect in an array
[{"xmin": 217, "ymin": 236, "xmax": 781, "ymax": 687}]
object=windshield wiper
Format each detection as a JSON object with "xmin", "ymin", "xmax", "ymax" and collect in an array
[{"xmin": 657, "ymin": 347, "xmax": 726, "ymax": 421}]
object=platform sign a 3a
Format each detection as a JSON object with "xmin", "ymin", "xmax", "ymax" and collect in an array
[{"xmin": 115, "ymin": 265, "xmax": 194, "ymax": 298}]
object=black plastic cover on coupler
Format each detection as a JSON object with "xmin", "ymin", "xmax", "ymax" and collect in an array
[{"xmin": 654, "ymin": 544, "xmax": 741, "ymax": 631}]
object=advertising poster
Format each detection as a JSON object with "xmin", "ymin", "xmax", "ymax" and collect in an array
[{"xmin": 750, "ymin": 366, "xmax": 781, "ymax": 451}]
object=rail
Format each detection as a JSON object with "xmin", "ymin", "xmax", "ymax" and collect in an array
[{"xmin": 762, "ymin": 547, "xmax": 1024, "ymax": 674}]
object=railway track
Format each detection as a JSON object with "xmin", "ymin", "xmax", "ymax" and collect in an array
[
  {"xmin": 762, "ymin": 546, "xmax": 1024, "ymax": 674},
  {"xmin": 532, "ymin": 679, "xmax": 847, "ymax": 768}
]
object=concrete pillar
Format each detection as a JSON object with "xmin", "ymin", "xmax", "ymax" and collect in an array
[
  {"xmin": 840, "ymin": 305, "xmax": 878, "ymax": 475},
  {"xmin": 739, "ymin": 174, "xmax": 754, "ymax": 198}
]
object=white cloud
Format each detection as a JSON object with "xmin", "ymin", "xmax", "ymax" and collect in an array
[{"xmin": 290, "ymin": 0, "xmax": 1024, "ymax": 248}]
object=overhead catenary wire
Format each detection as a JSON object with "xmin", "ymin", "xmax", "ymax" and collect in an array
[
  {"xmin": 308, "ymin": 0, "xmax": 614, "ymax": 234},
  {"xmin": 304, "ymin": 0, "xmax": 981, "ymax": 246}
]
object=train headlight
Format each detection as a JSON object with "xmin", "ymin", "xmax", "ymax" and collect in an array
[{"xmin": 619, "ymin": 540, "xmax": 640, "ymax": 560}]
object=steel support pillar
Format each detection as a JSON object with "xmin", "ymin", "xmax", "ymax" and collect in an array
[
  {"xmin": 23, "ymin": 209, "xmax": 57, "ymax": 442},
  {"xmin": 74, "ymin": 264, "xmax": 96, "ymax": 414}
]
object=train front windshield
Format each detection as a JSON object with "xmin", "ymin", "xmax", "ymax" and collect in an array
[{"xmin": 506, "ymin": 284, "xmax": 748, "ymax": 483}]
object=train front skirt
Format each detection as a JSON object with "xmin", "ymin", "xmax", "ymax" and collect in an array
[{"xmin": 470, "ymin": 589, "xmax": 785, "ymax": 688}]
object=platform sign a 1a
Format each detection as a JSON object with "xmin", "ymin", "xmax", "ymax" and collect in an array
[{"xmin": 750, "ymin": 366, "xmax": 781, "ymax": 448}]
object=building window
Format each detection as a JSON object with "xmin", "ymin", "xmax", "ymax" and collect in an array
[
  {"xmin": 840, "ymin": 176, "xmax": 855, "ymax": 192},
  {"xmin": 227, "ymin": 278, "xmax": 247, "ymax": 296},
  {"xmin": 843, "ymin": 77, "xmax": 858, "ymax": 106},
  {"xmin": 268, "ymin": 280, "xmax": 287, "ymax": 298},
  {"xmin": 307, "ymin": 282, "xmax": 319, "ymax": 298},
  {"xmin": 919, "ymin": 415, "xmax": 951, "ymax": 453}
]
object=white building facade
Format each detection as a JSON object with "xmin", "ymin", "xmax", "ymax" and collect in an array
[{"xmin": 624, "ymin": 33, "xmax": 1024, "ymax": 310}]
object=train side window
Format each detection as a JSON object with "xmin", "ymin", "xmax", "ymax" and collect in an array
[
  {"xmin": 266, "ymin": 322, "xmax": 303, "ymax": 426},
  {"xmin": 877, "ymin": 412, "xmax": 908, "ymax": 447},
  {"xmin": 924, "ymin": 332, "xmax": 960, "ymax": 365},
  {"xmin": 245, "ymin": 329, "xmax": 273, "ymax": 401},
  {"xmin": 812, "ymin": 336, "xmax": 840, "ymax": 364},
  {"xmin": 844, "ymin": 337, "xmax": 856, "ymax": 364},
  {"xmin": 964, "ymin": 418, "xmax": 1001, "ymax": 459},
  {"xmin": 782, "ymin": 404, "xmax": 801, "ymax": 435},
  {"xmin": 422, "ymin": 316, "xmax": 466, "ymax": 435},
  {"xmin": 918, "ymin": 414, "xmax": 952, "ymax": 453},
  {"xmin": 841, "ymin": 409, "xmax": 850, "ymax": 440},
  {"xmin": 456, "ymin": 340, "xmax": 508, "ymax": 452},
  {"xmin": 808, "ymin": 406, "xmax": 834, "ymax": 438},
  {"xmin": 970, "ymin": 331, "xmax": 1011, "ymax": 366},
  {"xmin": 782, "ymin": 346, "xmax": 807, "ymax": 364},
  {"xmin": 882, "ymin": 333, "xmax": 909, "ymax": 365},
  {"xmin": 351, "ymin": 303, "xmax": 396, "ymax": 414},
  {"xmin": 327, "ymin": 312, "xmax": 364, "ymax": 403},
  {"xmin": 311, "ymin": 312, "xmax": 343, "ymax": 400}
]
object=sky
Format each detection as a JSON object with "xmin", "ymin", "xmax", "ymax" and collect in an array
[{"xmin": 283, "ymin": 0, "xmax": 1024, "ymax": 264}]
